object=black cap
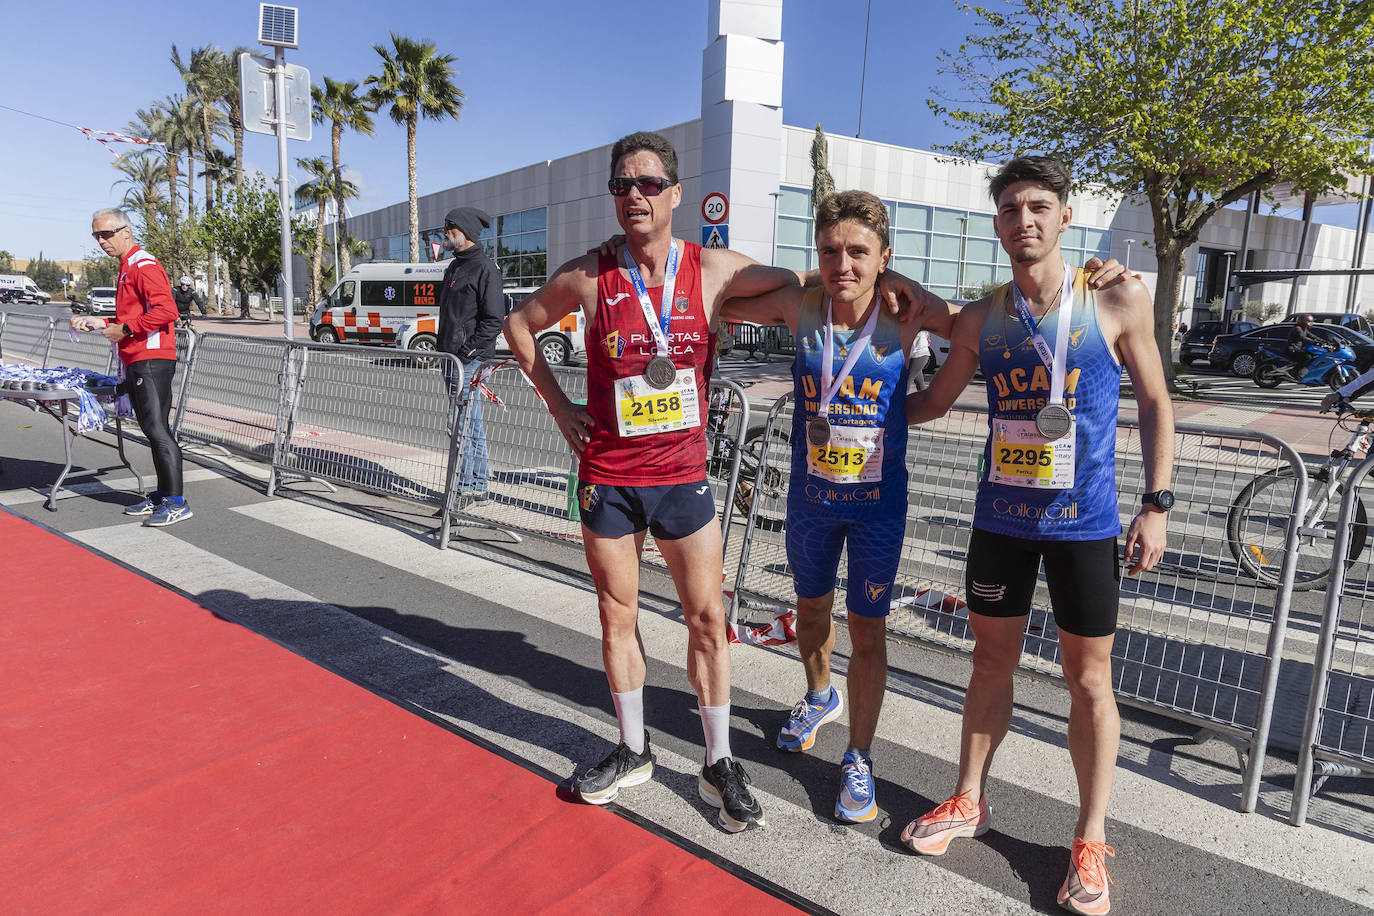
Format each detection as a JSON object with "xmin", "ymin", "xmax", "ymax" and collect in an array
[{"xmin": 443, "ymin": 207, "xmax": 492, "ymax": 244}]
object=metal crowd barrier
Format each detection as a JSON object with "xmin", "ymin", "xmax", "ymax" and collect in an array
[
  {"xmin": 0, "ymin": 312, "xmax": 55, "ymax": 366},
  {"xmin": 1291, "ymin": 454, "xmax": 1374, "ymax": 825},
  {"xmin": 732, "ymin": 394, "xmax": 1310, "ymax": 813},
  {"xmin": 268, "ymin": 341, "xmax": 460, "ymax": 509},
  {"xmin": 440, "ymin": 362, "xmax": 751, "ymax": 570},
  {"xmin": 175, "ymin": 333, "xmax": 294, "ymax": 462}
]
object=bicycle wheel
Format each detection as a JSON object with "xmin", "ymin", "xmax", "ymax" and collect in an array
[{"xmin": 1226, "ymin": 466, "xmax": 1368, "ymax": 590}]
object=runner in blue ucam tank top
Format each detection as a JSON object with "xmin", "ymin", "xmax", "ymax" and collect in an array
[
  {"xmin": 901, "ymin": 156, "xmax": 1173, "ymax": 913},
  {"xmin": 720, "ymin": 190, "xmax": 951, "ymax": 825},
  {"xmin": 974, "ymin": 267, "xmax": 1122, "ymax": 540}
]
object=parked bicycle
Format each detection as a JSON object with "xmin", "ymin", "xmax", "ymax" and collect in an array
[{"xmin": 1226, "ymin": 407, "xmax": 1372, "ymax": 590}]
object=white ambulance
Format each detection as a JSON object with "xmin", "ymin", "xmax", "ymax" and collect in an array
[
  {"xmin": 308, "ymin": 262, "xmax": 447, "ymax": 345},
  {"xmin": 393, "ymin": 287, "xmax": 586, "ymax": 366}
]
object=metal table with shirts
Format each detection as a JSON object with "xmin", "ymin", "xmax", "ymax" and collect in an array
[{"xmin": 0, "ymin": 383, "xmax": 142, "ymax": 511}]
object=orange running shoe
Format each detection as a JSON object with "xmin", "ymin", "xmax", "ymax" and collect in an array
[
  {"xmin": 1058, "ymin": 837, "xmax": 1115, "ymax": 915},
  {"xmin": 899, "ymin": 790, "xmax": 990, "ymax": 856}
]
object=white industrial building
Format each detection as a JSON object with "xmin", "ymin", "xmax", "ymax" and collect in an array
[{"xmin": 324, "ymin": 0, "xmax": 1372, "ymax": 328}]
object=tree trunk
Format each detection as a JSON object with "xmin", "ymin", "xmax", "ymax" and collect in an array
[
  {"xmin": 407, "ymin": 115, "xmax": 418, "ymax": 263},
  {"xmin": 1152, "ymin": 242, "xmax": 1189, "ymax": 391},
  {"xmin": 186, "ymin": 147, "xmax": 195, "ymax": 214},
  {"xmin": 233, "ymin": 122, "xmax": 244, "ymax": 187},
  {"xmin": 238, "ymin": 285, "xmax": 251, "ymax": 319},
  {"xmin": 311, "ymin": 199, "xmax": 325, "ymax": 307},
  {"xmin": 333, "ymin": 122, "xmax": 351, "ymax": 275},
  {"xmin": 204, "ymin": 157, "xmax": 218, "ymax": 314}
]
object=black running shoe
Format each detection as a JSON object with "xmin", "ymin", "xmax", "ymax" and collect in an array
[
  {"xmin": 573, "ymin": 732, "xmax": 654, "ymax": 805},
  {"xmin": 698, "ymin": 757, "xmax": 766, "ymax": 832}
]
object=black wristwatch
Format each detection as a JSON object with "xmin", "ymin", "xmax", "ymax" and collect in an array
[
  {"xmin": 121, "ymin": 323, "xmax": 131, "ymax": 337},
  {"xmin": 1142, "ymin": 489, "xmax": 1175, "ymax": 511}
]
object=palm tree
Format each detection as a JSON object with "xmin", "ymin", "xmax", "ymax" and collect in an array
[
  {"xmin": 295, "ymin": 157, "xmax": 357, "ymax": 307},
  {"xmin": 173, "ymin": 45, "xmax": 232, "ymax": 312},
  {"xmin": 366, "ymin": 34, "xmax": 464, "ymax": 262},
  {"xmin": 200, "ymin": 146, "xmax": 236, "ymax": 312},
  {"xmin": 112, "ymin": 156, "xmax": 167, "ymax": 231},
  {"xmin": 127, "ymin": 105, "xmax": 181, "ymax": 232},
  {"xmin": 157, "ymin": 94, "xmax": 205, "ymax": 214},
  {"xmin": 312, "ymin": 76, "xmax": 376, "ymax": 274}
]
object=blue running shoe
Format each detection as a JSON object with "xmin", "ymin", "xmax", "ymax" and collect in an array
[
  {"xmin": 143, "ymin": 498, "xmax": 194, "ymax": 528},
  {"xmin": 776, "ymin": 687, "xmax": 843, "ymax": 751},
  {"xmin": 123, "ymin": 496, "xmax": 160, "ymax": 517},
  {"xmin": 835, "ymin": 749, "xmax": 877, "ymax": 823}
]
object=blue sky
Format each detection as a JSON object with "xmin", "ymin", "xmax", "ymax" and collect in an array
[{"xmin": 0, "ymin": 0, "xmax": 1355, "ymax": 263}]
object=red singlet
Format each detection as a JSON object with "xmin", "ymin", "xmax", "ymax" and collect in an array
[{"xmin": 580, "ymin": 241, "xmax": 713, "ymax": 485}]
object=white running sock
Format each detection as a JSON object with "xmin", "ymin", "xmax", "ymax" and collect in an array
[
  {"xmin": 611, "ymin": 688, "xmax": 645, "ymax": 754},
  {"xmin": 699, "ymin": 703, "xmax": 732, "ymax": 765}
]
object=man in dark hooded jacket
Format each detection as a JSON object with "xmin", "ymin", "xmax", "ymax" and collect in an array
[{"xmin": 438, "ymin": 206, "xmax": 505, "ymax": 500}]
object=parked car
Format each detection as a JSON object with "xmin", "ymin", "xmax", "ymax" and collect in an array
[
  {"xmin": 86, "ymin": 287, "xmax": 117, "ymax": 317},
  {"xmin": 1209, "ymin": 323, "xmax": 1374, "ymax": 377},
  {"xmin": 1179, "ymin": 320, "xmax": 1258, "ymax": 365},
  {"xmin": 1274, "ymin": 312, "xmax": 1372, "ymax": 336}
]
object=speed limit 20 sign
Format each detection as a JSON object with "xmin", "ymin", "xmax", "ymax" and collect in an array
[{"xmin": 701, "ymin": 192, "xmax": 728, "ymax": 225}]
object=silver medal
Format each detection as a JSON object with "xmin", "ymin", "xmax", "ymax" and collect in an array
[
  {"xmin": 1035, "ymin": 403, "xmax": 1072, "ymax": 440},
  {"xmin": 807, "ymin": 416, "xmax": 832, "ymax": 447},
  {"xmin": 644, "ymin": 355, "xmax": 677, "ymax": 390}
]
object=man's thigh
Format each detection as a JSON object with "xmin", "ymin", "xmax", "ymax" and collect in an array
[{"xmin": 1042, "ymin": 537, "xmax": 1120, "ymax": 639}]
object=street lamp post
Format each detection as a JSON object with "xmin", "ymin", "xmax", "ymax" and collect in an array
[
  {"xmin": 769, "ymin": 191, "xmax": 781, "ymax": 266},
  {"xmin": 1125, "ymin": 238, "xmax": 1134, "ymax": 273}
]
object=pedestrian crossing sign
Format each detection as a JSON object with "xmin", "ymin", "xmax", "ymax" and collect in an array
[{"xmin": 702, "ymin": 224, "xmax": 728, "ymax": 249}]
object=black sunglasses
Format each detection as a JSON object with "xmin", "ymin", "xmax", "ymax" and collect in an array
[
  {"xmin": 91, "ymin": 227, "xmax": 126, "ymax": 240},
  {"xmin": 608, "ymin": 176, "xmax": 676, "ymax": 197}
]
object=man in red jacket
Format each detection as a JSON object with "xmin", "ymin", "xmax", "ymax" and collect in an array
[{"xmin": 70, "ymin": 208, "xmax": 191, "ymax": 526}]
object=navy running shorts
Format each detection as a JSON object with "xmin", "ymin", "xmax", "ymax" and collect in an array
[
  {"xmin": 577, "ymin": 479, "xmax": 717, "ymax": 540},
  {"xmin": 785, "ymin": 507, "xmax": 906, "ymax": 617},
  {"xmin": 964, "ymin": 527, "xmax": 1121, "ymax": 638}
]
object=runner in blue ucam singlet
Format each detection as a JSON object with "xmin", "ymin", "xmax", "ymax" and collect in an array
[
  {"xmin": 787, "ymin": 285, "xmax": 911, "ymax": 616},
  {"xmin": 975, "ymin": 266, "xmax": 1123, "ymax": 540}
]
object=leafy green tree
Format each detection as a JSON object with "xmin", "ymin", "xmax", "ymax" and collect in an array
[
  {"xmin": 367, "ymin": 34, "xmax": 464, "ymax": 262},
  {"xmin": 112, "ymin": 155, "xmax": 168, "ymax": 232},
  {"xmin": 83, "ymin": 255, "xmax": 117, "ymax": 289},
  {"xmin": 199, "ymin": 174, "xmax": 308, "ymax": 317},
  {"xmin": 313, "ymin": 76, "xmax": 375, "ymax": 274},
  {"xmin": 930, "ymin": 0, "xmax": 1374, "ymax": 387},
  {"xmin": 25, "ymin": 253, "xmax": 65, "ymax": 292},
  {"xmin": 0, "ymin": 250, "xmax": 14, "ymax": 273}
]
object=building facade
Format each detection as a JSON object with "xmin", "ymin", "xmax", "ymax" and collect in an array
[{"xmin": 323, "ymin": 0, "xmax": 1372, "ymax": 328}]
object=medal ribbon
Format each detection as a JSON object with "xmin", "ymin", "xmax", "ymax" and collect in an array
[
  {"xmin": 621, "ymin": 240, "xmax": 680, "ymax": 359},
  {"xmin": 1010, "ymin": 262, "xmax": 1075, "ymax": 407},
  {"xmin": 818, "ymin": 297, "xmax": 881, "ymax": 420}
]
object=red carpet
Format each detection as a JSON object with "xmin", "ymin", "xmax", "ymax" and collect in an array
[{"xmin": 0, "ymin": 509, "xmax": 797, "ymax": 914}]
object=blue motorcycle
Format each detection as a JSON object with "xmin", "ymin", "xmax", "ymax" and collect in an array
[{"xmin": 1252, "ymin": 341, "xmax": 1359, "ymax": 389}]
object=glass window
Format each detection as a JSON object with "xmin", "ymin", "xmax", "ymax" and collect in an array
[
  {"xmin": 777, "ymin": 217, "xmax": 811, "ymax": 247},
  {"xmin": 333, "ymin": 280, "xmax": 356, "ymax": 306},
  {"xmin": 499, "ymin": 212, "xmax": 523, "ymax": 236},
  {"xmin": 895, "ymin": 202, "xmax": 929, "ymax": 230},
  {"xmin": 931, "ymin": 208, "xmax": 967, "ymax": 234},
  {"xmin": 387, "ymin": 235, "xmax": 407, "ymax": 261},
  {"xmin": 1062, "ymin": 226, "xmax": 1085, "ymax": 249},
  {"xmin": 775, "ymin": 247, "xmax": 811, "ymax": 271},
  {"xmin": 523, "ymin": 208, "xmax": 547, "ymax": 232},
  {"xmin": 778, "ymin": 187, "xmax": 812, "ymax": 217},
  {"xmin": 522, "ymin": 230, "xmax": 547, "ymax": 254},
  {"xmin": 962, "ymin": 264, "xmax": 995, "ymax": 288},
  {"xmin": 964, "ymin": 239, "xmax": 999, "ymax": 263},
  {"xmin": 928, "ymin": 261, "xmax": 960, "ymax": 286},
  {"xmin": 928, "ymin": 285, "xmax": 957, "ymax": 299},
  {"xmin": 1082, "ymin": 227, "xmax": 1109, "ymax": 252},
  {"xmin": 966, "ymin": 214, "xmax": 994, "ymax": 237},
  {"xmin": 892, "ymin": 257, "xmax": 927, "ymax": 283},
  {"xmin": 892, "ymin": 230, "xmax": 928, "ymax": 258},
  {"xmin": 930, "ymin": 234, "xmax": 962, "ymax": 261},
  {"xmin": 361, "ymin": 279, "xmax": 412, "ymax": 308}
]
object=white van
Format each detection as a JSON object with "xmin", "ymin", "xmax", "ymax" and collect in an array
[
  {"xmin": 393, "ymin": 287, "xmax": 586, "ymax": 366},
  {"xmin": 308, "ymin": 262, "xmax": 447, "ymax": 345},
  {"xmin": 0, "ymin": 274, "xmax": 52, "ymax": 305}
]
